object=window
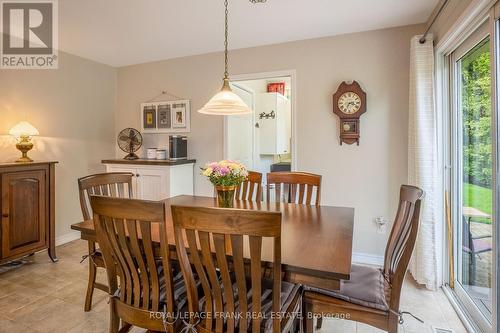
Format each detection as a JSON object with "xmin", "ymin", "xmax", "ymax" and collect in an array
[{"xmin": 449, "ymin": 21, "xmax": 493, "ymax": 331}]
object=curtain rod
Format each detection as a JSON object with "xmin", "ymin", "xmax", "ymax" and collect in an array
[{"xmin": 419, "ymin": 0, "xmax": 450, "ymax": 44}]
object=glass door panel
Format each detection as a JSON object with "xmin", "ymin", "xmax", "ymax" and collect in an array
[{"xmin": 452, "ymin": 22, "xmax": 493, "ymax": 330}]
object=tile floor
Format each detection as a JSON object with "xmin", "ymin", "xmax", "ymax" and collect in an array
[{"xmin": 0, "ymin": 240, "xmax": 468, "ymax": 333}]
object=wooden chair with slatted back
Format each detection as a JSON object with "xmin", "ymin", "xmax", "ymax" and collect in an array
[
  {"xmin": 303, "ymin": 185, "xmax": 424, "ymax": 333},
  {"xmin": 266, "ymin": 172, "xmax": 322, "ymax": 205},
  {"xmin": 171, "ymin": 205, "xmax": 302, "ymax": 333},
  {"xmin": 236, "ymin": 170, "xmax": 263, "ymax": 201},
  {"xmin": 90, "ymin": 196, "xmax": 182, "ymax": 333},
  {"xmin": 78, "ymin": 172, "xmax": 133, "ymax": 312}
]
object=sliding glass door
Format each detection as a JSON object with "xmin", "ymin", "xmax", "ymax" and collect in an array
[{"xmin": 451, "ymin": 21, "xmax": 493, "ymax": 332}]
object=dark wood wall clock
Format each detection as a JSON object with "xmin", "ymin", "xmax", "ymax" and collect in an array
[{"xmin": 332, "ymin": 80, "xmax": 366, "ymax": 145}]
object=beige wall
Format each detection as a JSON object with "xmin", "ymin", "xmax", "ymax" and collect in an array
[
  {"xmin": 426, "ymin": 0, "xmax": 474, "ymax": 44},
  {"xmin": 116, "ymin": 24, "xmax": 423, "ymax": 256},
  {"xmin": 0, "ymin": 50, "xmax": 116, "ymax": 240}
]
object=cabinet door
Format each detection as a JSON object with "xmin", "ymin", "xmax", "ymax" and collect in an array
[
  {"xmin": 1, "ymin": 170, "xmax": 47, "ymax": 259},
  {"xmin": 258, "ymin": 94, "xmax": 278, "ymax": 155},
  {"xmin": 135, "ymin": 167, "xmax": 169, "ymax": 200}
]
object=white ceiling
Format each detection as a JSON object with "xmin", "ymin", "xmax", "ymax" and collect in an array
[{"xmin": 58, "ymin": 0, "xmax": 437, "ymax": 67}]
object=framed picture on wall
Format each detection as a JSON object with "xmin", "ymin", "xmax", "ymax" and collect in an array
[
  {"xmin": 140, "ymin": 100, "xmax": 190, "ymax": 133},
  {"xmin": 172, "ymin": 103, "xmax": 187, "ymax": 128},
  {"xmin": 157, "ymin": 104, "xmax": 171, "ymax": 129},
  {"xmin": 142, "ymin": 105, "xmax": 157, "ymax": 131}
]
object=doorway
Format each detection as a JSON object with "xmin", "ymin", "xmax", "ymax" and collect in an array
[
  {"xmin": 449, "ymin": 20, "xmax": 493, "ymax": 331},
  {"xmin": 224, "ymin": 71, "xmax": 295, "ymax": 186}
]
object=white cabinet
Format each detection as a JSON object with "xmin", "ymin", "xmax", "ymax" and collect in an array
[
  {"xmin": 103, "ymin": 161, "xmax": 194, "ymax": 201},
  {"xmin": 257, "ymin": 93, "xmax": 291, "ymax": 155}
]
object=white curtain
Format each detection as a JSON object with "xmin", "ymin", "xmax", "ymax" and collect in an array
[{"xmin": 408, "ymin": 35, "xmax": 442, "ymax": 290}]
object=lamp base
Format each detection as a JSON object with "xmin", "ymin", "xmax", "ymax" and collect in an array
[
  {"xmin": 15, "ymin": 139, "xmax": 34, "ymax": 163},
  {"xmin": 16, "ymin": 156, "xmax": 34, "ymax": 163}
]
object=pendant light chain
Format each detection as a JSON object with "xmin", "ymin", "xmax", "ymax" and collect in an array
[
  {"xmin": 224, "ymin": 0, "xmax": 229, "ymax": 80},
  {"xmin": 197, "ymin": 0, "xmax": 263, "ymax": 115}
]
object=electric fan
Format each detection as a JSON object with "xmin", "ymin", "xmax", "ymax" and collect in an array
[{"xmin": 118, "ymin": 128, "xmax": 142, "ymax": 160}]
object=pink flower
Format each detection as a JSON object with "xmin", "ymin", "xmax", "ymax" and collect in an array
[{"xmin": 218, "ymin": 166, "xmax": 230, "ymax": 176}]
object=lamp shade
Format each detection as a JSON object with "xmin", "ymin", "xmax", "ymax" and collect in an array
[
  {"xmin": 198, "ymin": 81, "xmax": 253, "ymax": 116},
  {"xmin": 9, "ymin": 121, "xmax": 39, "ymax": 137}
]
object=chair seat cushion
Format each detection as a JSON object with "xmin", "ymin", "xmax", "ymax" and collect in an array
[
  {"xmin": 198, "ymin": 278, "xmax": 302, "ymax": 332},
  {"xmin": 260, "ymin": 279, "xmax": 301, "ymax": 332},
  {"xmin": 306, "ymin": 264, "xmax": 389, "ymax": 311},
  {"xmin": 158, "ymin": 263, "xmax": 192, "ymax": 311}
]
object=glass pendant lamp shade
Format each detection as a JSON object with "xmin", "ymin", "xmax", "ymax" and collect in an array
[{"xmin": 198, "ymin": 79, "xmax": 252, "ymax": 115}]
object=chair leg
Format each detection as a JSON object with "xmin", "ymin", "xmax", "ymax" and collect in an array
[
  {"xmin": 109, "ymin": 299, "xmax": 120, "ymax": 333},
  {"xmin": 84, "ymin": 241, "xmax": 97, "ymax": 312},
  {"xmin": 388, "ymin": 311, "xmax": 399, "ymax": 333},
  {"xmin": 471, "ymin": 253, "xmax": 477, "ymax": 285},
  {"xmin": 304, "ymin": 299, "xmax": 314, "ymax": 333},
  {"xmin": 316, "ymin": 316, "xmax": 323, "ymax": 329},
  {"xmin": 118, "ymin": 323, "xmax": 132, "ymax": 333}
]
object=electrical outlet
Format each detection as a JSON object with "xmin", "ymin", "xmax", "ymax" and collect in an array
[{"xmin": 374, "ymin": 216, "xmax": 388, "ymax": 234}]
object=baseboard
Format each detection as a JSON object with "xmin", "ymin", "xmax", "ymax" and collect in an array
[
  {"xmin": 55, "ymin": 231, "xmax": 81, "ymax": 246},
  {"xmin": 352, "ymin": 252, "xmax": 384, "ymax": 266}
]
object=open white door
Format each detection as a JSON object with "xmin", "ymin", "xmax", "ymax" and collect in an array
[{"xmin": 224, "ymin": 84, "xmax": 255, "ymax": 168}]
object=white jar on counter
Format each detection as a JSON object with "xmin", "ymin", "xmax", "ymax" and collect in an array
[
  {"xmin": 146, "ymin": 148, "xmax": 157, "ymax": 159},
  {"xmin": 156, "ymin": 149, "xmax": 167, "ymax": 160}
]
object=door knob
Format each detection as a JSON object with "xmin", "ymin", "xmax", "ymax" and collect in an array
[{"xmin": 136, "ymin": 174, "xmax": 140, "ymax": 177}]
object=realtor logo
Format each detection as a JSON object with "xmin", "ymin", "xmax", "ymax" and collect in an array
[{"xmin": 1, "ymin": 0, "xmax": 58, "ymax": 69}]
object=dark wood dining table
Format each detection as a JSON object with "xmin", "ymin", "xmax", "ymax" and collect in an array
[{"xmin": 71, "ymin": 195, "xmax": 355, "ymax": 290}]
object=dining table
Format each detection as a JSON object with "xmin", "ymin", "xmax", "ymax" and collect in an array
[{"xmin": 71, "ymin": 195, "xmax": 355, "ymax": 290}]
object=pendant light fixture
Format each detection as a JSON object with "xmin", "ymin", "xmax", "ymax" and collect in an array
[{"xmin": 198, "ymin": 0, "xmax": 253, "ymax": 116}]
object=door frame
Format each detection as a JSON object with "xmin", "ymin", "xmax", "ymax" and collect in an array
[
  {"xmin": 449, "ymin": 21, "xmax": 492, "ymax": 332},
  {"xmin": 436, "ymin": 0, "xmax": 498, "ymax": 331},
  {"xmin": 224, "ymin": 69, "xmax": 298, "ymax": 171}
]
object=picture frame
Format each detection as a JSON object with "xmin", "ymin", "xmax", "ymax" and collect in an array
[
  {"xmin": 142, "ymin": 105, "xmax": 157, "ymax": 131},
  {"xmin": 140, "ymin": 100, "xmax": 190, "ymax": 133},
  {"xmin": 157, "ymin": 104, "xmax": 171, "ymax": 129},
  {"xmin": 172, "ymin": 103, "xmax": 187, "ymax": 128}
]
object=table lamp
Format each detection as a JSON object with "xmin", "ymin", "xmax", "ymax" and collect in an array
[{"xmin": 9, "ymin": 121, "xmax": 39, "ymax": 162}]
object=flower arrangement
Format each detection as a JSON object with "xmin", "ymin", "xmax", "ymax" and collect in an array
[
  {"xmin": 202, "ymin": 160, "xmax": 248, "ymax": 186},
  {"xmin": 202, "ymin": 160, "xmax": 248, "ymax": 207}
]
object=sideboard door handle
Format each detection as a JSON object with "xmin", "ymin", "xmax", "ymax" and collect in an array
[{"xmin": 2, "ymin": 213, "xmax": 9, "ymax": 218}]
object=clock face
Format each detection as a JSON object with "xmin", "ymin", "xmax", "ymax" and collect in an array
[{"xmin": 338, "ymin": 92, "xmax": 361, "ymax": 114}]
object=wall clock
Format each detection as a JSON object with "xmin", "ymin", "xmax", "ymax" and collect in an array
[{"xmin": 332, "ymin": 80, "xmax": 366, "ymax": 145}]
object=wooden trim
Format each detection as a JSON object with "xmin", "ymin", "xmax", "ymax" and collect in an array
[
  {"xmin": 102, "ymin": 159, "xmax": 196, "ymax": 166},
  {"xmin": 48, "ymin": 163, "xmax": 57, "ymax": 262},
  {"xmin": 0, "ymin": 161, "xmax": 58, "ymax": 168}
]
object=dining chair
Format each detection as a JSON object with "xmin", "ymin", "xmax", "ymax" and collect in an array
[
  {"xmin": 303, "ymin": 185, "xmax": 424, "ymax": 333},
  {"xmin": 90, "ymin": 195, "xmax": 184, "ymax": 333},
  {"xmin": 236, "ymin": 170, "xmax": 263, "ymax": 201},
  {"xmin": 78, "ymin": 172, "xmax": 133, "ymax": 312},
  {"xmin": 171, "ymin": 205, "xmax": 302, "ymax": 333},
  {"xmin": 462, "ymin": 216, "xmax": 492, "ymax": 284},
  {"xmin": 266, "ymin": 172, "xmax": 322, "ymax": 205}
]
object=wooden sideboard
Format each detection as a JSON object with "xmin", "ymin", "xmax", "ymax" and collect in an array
[{"xmin": 0, "ymin": 161, "xmax": 57, "ymax": 264}]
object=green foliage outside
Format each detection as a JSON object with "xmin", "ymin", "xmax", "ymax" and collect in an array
[
  {"xmin": 463, "ymin": 183, "xmax": 492, "ymax": 224},
  {"xmin": 461, "ymin": 39, "xmax": 492, "ymax": 188},
  {"xmin": 461, "ymin": 39, "xmax": 493, "ymax": 224}
]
